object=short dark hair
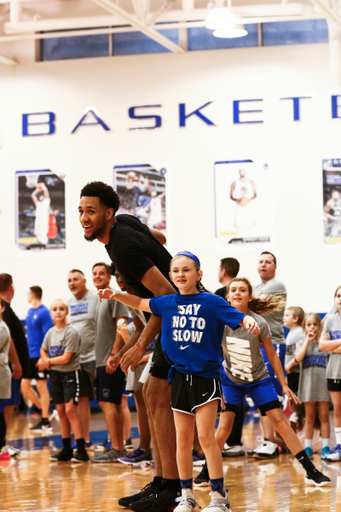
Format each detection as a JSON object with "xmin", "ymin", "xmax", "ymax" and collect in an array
[
  {"xmin": 69, "ymin": 269, "xmax": 84, "ymax": 276},
  {"xmin": 80, "ymin": 181, "xmax": 120, "ymax": 214},
  {"xmin": 220, "ymin": 258, "xmax": 240, "ymax": 279},
  {"xmin": 92, "ymin": 262, "xmax": 112, "ymax": 275},
  {"xmin": 30, "ymin": 286, "xmax": 43, "ymax": 300},
  {"xmin": 0, "ymin": 296, "xmax": 5, "ymax": 308},
  {"xmin": 0, "ymin": 274, "xmax": 13, "ymax": 293},
  {"xmin": 260, "ymin": 251, "xmax": 277, "ymax": 265}
]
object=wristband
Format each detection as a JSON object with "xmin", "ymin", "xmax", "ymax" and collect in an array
[
  {"xmin": 110, "ymin": 353, "xmax": 116, "ymax": 357},
  {"xmin": 134, "ymin": 343, "xmax": 146, "ymax": 353}
]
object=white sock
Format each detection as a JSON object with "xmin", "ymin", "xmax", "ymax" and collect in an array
[
  {"xmin": 322, "ymin": 438, "xmax": 330, "ymax": 449},
  {"xmin": 305, "ymin": 439, "xmax": 313, "ymax": 449},
  {"xmin": 335, "ymin": 428, "xmax": 341, "ymax": 446}
]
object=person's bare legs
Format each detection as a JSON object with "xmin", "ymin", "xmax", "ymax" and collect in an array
[
  {"xmin": 196, "ymin": 401, "xmax": 223, "ymax": 480},
  {"xmin": 36, "ymin": 380, "xmax": 50, "ymax": 418},
  {"xmin": 56, "ymin": 404, "xmax": 70, "ymax": 438},
  {"xmin": 65, "ymin": 399, "xmax": 84, "ymax": 440},
  {"xmin": 99, "ymin": 401, "xmax": 125, "ymax": 452},
  {"xmin": 319, "ymin": 402, "xmax": 331, "ymax": 440},
  {"xmin": 215, "ymin": 411, "xmax": 236, "ymax": 451},
  {"xmin": 77, "ymin": 397, "xmax": 90, "ymax": 440},
  {"xmin": 121, "ymin": 395, "xmax": 131, "ymax": 442},
  {"xmin": 135, "ymin": 383, "xmax": 151, "ymax": 452},
  {"xmin": 173, "ymin": 410, "xmax": 195, "ymax": 480},
  {"xmin": 21, "ymin": 379, "xmax": 42, "ymax": 410},
  {"xmin": 265, "ymin": 408, "xmax": 303, "ymax": 454},
  {"xmin": 260, "ymin": 414, "xmax": 275, "ymax": 442},
  {"xmin": 193, "ymin": 424, "xmax": 203, "ymax": 454},
  {"xmin": 143, "ymin": 375, "xmax": 163, "ymax": 475},
  {"xmin": 144, "ymin": 375, "xmax": 178, "ymax": 479},
  {"xmin": 4, "ymin": 405, "xmax": 15, "ymax": 428}
]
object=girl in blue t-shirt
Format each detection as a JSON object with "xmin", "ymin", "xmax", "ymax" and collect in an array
[{"xmin": 98, "ymin": 251, "xmax": 259, "ymax": 512}]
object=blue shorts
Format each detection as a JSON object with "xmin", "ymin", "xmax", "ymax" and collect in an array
[
  {"xmin": 260, "ymin": 344, "xmax": 286, "ymax": 398},
  {"xmin": 221, "ymin": 375, "xmax": 280, "ymax": 417},
  {"xmin": 0, "ymin": 399, "xmax": 5, "ymax": 413},
  {"xmin": 5, "ymin": 378, "xmax": 21, "ymax": 406}
]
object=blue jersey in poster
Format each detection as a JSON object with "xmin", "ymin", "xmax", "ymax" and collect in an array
[{"xmin": 149, "ymin": 292, "xmax": 245, "ymax": 379}]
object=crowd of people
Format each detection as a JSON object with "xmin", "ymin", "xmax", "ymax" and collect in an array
[{"xmin": 0, "ymin": 180, "xmax": 340, "ymax": 512}]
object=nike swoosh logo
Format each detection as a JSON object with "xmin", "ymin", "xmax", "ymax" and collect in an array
[
  {"xmin": 202, "ymin": 392, "xmax": 208, "ymax": 396},
  {"xmin": 179, "ymin": 345, "xmax": 190, "ymax": 350}
]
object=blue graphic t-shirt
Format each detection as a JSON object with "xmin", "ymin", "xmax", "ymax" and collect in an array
[
  {"xmin": 149, "ymin": 292, "xmax": 245, "ymax": 379},
  {"xmin": 26, "ymin": 305, "xmax": 53, "ymax": 358}
]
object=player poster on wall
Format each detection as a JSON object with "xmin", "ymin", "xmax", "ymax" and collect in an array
[
  {"xmin": 323, "ymin": 159, "xmax": 341, "ymax": 244},
  {"xmin": 113, "ymin": 164, "xmax": 167, "ymax": 235},
  {"xmin": 16, "ymin": 169, "xmax": 67, "ymax": 252},
  {"xmin": 214, "ymin": 160, "xmax": 272, "ymax": 244}
]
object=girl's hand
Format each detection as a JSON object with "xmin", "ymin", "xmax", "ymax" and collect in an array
[
  {"xmin": 306, "ymin": 331, "xmax": 316, "ymax": 343},
  {"xmin": 242, "ymin": 316, "xmax": 260, "ymax": 336},
  {"xmin": 282, "ymin": 384, "xmax": 301, "ymax": 405},
  {"xmin": 98, "ymin": 288, "xmax": 115, "ymax": 302}
]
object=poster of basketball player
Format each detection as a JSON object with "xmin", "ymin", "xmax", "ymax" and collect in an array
[
  {"xmin": 16, "ymin": 169, "xmax": 67, "ymax": 252},
  {"xmin": 323, "ymin": 159, "xmax": 341, "ymax": 244},
  {"xmin": 214, "ymin": 160, "xmax": 272, "ymax": 244},
  {"xmin": 113, "ymin": 164, "xmax": 167, "ymax": 235}
]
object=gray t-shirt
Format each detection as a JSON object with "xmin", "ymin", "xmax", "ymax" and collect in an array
[
  {"xmin": 322, "ymin": 313, "xmax": 341, "ymax": 379},
  {"xmin": 295, "ymin": 338, "xmax": 330, "ymax": 403},
  {"xmin": 222, "ymin": 310, "xmax": 271, "ymax": 384},
  {"xmin": 0, "ymin": 320, "xmax": 11, "ymax": 399},
  {"xmin": 95, "ymin": 290, "xmax": 130, "ymax": 367},
  {"xmin": 285, "ymin": 326, "xmax": 304, "ymax": 374},
  {"xmin": 68, "ymin": 290, "xmax": 98, "ymax": 364},
  {"xmin": 42, "ymin": 324, "xmax": 81, "ymax": 372},
  {"xmin": 253, "ymin": 278, "xmax": 287, "ymax": 345}
]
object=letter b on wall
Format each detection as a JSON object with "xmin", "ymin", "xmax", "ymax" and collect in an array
[{"xmin": 22, "ymin": 112, "xmax": 56, "ymax": 136}]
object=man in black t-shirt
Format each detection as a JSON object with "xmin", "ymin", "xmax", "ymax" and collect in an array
[
  {"xmin": 0, "ymin": 273, "xmax": 30, "ymax": 455},
  {"xmin": 79, "ymin": 182, "xmax": 180, "ymax": 511}
]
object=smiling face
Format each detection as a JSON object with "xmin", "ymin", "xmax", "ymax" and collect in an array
[
  {"xmin": 258, "ymin": 253, "xmax": 276, "ymax": 282},
  {"xmin": 50, "ymin": 300, "xmax": 68, "ymax": 324},
  {"xmin": 68, "ymin": 271, "xmax": 87, "ymax": 299},
  {"xmin": 169, "ymin": 256, "xmax": 202, "ymax": 295},
  {"xmin": 92, "ymin": 265, "xmax": 111, "ymax": 291},
  {"xmin": 227, "ymin": 280, "xmax": 252, "ymax": 311},
  {"xmin": 78, "ymin": 196, "xmax": 113, "ymax": 242}
]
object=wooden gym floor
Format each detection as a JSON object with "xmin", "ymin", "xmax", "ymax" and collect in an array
[{"xmin": 1, "ymin": 411, "xmax": 340, "ymax": 512}]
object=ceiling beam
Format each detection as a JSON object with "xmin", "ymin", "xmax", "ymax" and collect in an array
[
  {"xmin": 92, "ymin": 0, "xmax": 185, "ymax": 54},
  {"xmin": 0, "ymin": 53, "xmax": 17, "ymax": 65}
]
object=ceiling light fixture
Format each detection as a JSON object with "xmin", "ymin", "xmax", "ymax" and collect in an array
[{"xmin": 205, "ymin": 0, "xmax": 248, "ymax": 38}]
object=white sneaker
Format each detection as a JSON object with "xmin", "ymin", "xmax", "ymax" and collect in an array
[
  {"xmin": 252, "ymin": 440, "xmax": 279, "ymax": 459},
  {"xmin": 48, "ymin": 410, "xmax": 59, "ymax": 423},
  {"xmin": 3, "ymin": 445, "xmax": 20, "ymax": 457},
  {"xmin": 222, "ymin": 445, "xmax": 245, "ymax": 457},
  {"xmin": 174, "ymin": 489, "xmax": 199, "ymax": 512},
  {"xmin": 202, "ymin": 490, "xmax": 230, "ymax": 512}
]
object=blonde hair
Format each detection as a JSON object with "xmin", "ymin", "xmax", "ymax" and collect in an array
[
  {"xmin": 287, "ymin": 306, "xmax": 305, "ymax": 326},
  {"xmin": 226, "ymin": 277, "xmax": 286, "ymax": 316},
  {"xmin": 170, "ymin": 255, "xmax": 205, "ymax": 292},
  {"xmin": 302, "ymin": 313, "xmax": 322, "ymax": 340},
  {"xmin": 50, "ymin": 299, "xmax": 69, "ymax": 314}
]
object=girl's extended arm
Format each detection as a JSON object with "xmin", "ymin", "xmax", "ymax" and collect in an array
[
  {"xmin": 262, "ymin": 337, "xmax": 300, "ymax": 405},
  {"xmin": 98, "ymin": 288, "xmax": 151, "ymax": 313},
  {"xmin": 241, "ymin": 315, "xmax": 260, "ymax": 336},
  {"xmin": 319, "ymin": 332, "xmax": 341, "ymax": 352}
]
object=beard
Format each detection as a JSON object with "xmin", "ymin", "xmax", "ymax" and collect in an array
[{"xmin": 83, "ymin": 216, "xmax": 107, "ymax": 242}]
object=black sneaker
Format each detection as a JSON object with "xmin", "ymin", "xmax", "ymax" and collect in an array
[
  {"xmin": 118, "ymin": 481, "xmax": 162, "ymax": 507},
  {"xmin": 305, "ymin": 468, "xmax": 331, "ymax": 487},
  {"xmin": 30, "ymin": 420, "xmax": 53, "ymax": 434},
  {"xmin": 50, "ymin": 448, "xmax": 73, "ymax": 462},
  {"xmin": 71, "ymin": 450, "xmax": 90, "ymax": 463},
  {"xmin": 194, "ymin": 462, "xmax": 210, "ymax": 487},
  {"xmin": 129, "ymin": 481, "xmax": 181, "ymax": 512},
  {"xmin": 125, "ymin": 437, "xmax": 134, "ymax": 449}
]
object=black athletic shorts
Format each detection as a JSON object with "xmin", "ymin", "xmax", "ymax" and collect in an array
[
  {"xmin": 79, "ymin": 361, "xmax": 96, "ymax": 399},
  {"xmin": 171, "ymin": 369, "xmax": 222, "ymax": 415},
  {"xmin": 327, "ymin": 378, "xmax": 341, "ymax": 392},
  {"xmin": 150, "ymin": 334, "xmax": 170, "ymax": 380},
  {"xmin": 25, "ymin": 357, "xmax": 48, "ymax": 381},
  {"xmin": 287, "ymin": 373, "xmax": 299, "ymax": 395},
  {"xmin": 50, "ymin": 370, "xmax": 80, "ymax": 405},
  {"xmin": 96, "ymin": 365, "xmax": 126, "ymax": 404}
]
